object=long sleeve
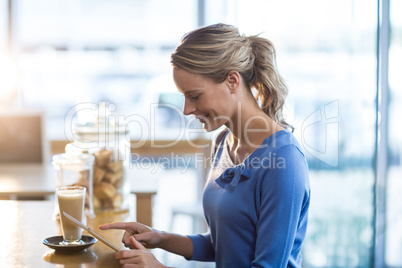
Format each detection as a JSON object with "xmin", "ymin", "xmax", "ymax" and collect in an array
[
  {"xmin": 187, "ymin": 233, "xmax": 215, "ymax": 261},
  {"xmin": 252, "ymin": 145, "xmax": 310, "ymax": 268}
]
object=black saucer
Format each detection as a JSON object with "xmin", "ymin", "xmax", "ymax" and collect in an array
[{"xmin": 43, "ymin": 235, "xmax": 97, "ymax": 253}]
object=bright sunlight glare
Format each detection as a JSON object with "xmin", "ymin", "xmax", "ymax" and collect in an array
[{"xmin": 0, "ymin": 54, "xmax": 18, "ymax": 96}]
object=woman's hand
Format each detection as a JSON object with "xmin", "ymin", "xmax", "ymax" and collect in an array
[
  {"xmin": 99, "ymin": 222, "xmax": 163, "ymax": 249},
  {"xmin": 116, "ymin": 236, "xmax": 168, "ymax": 268},
  {"xmin": 100, "ymin": 221, "xmax": 194, "ymax": 260}
]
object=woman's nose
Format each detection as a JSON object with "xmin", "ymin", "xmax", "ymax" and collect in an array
[{"xmin": 183, "ymin": 99, "xmax": 196, "ymax": 115}]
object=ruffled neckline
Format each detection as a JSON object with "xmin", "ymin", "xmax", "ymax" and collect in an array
[{"xmin": 218, "ymin": 129, "xmax": 291, "ymax": 187}]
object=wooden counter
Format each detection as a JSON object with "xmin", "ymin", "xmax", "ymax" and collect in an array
[
  {"xmin": 0, "ymin": 163, "xmax": 157, "ymax": 227},
  {"xmin": 0, "ymin": 200, "xmax": 131, "ymax": 267}
]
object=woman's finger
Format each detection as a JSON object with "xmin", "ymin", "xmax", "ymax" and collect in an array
[
  {"xmin": 121, "ymin": 265, "xmax": 136, "ymax": 268},
  {"xmin": 115, "ymin": 249, "xmax": 140, "ymax": 260},
  {"xmin": 99, "ymin": 222, "xmax": 136, "ymax": 231},
  {"xmin": 132, "ymin": 234, "xmax": 149, "ymax": 247},
  {"xmin": 119, "ymin": 256, "xmax": 142, "ymax": 265},
  {"xmin": 123, "ymin": 231, "xmax": 134, "ymax": 245},
  {"xmin": 130, "ymin": 236, "xmax": 146, "ymax": 250}
]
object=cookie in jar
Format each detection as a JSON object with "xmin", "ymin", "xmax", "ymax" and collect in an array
[{"xmin": 92, "ymin": 148, "xmax": 126, "ymax": 211}]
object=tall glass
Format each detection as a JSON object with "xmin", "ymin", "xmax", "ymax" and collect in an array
[
  {"xmin": 56, "ymin": 186, "xmax": 86, "ymax": 245},
  {"xmin": 53, "ymin": 151, "xmax": 95, "ymax": 219}
]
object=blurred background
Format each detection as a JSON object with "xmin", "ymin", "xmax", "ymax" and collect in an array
[{"xmin": 0, "ymin": 0, "xmax": 401, "ymax": 267}]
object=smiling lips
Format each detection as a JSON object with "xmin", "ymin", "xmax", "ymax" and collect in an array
[{"xmin": 196, "ymin": 114, "xmax": 209, "ymax": 123}]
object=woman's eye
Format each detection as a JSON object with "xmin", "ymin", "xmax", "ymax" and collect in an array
[{"xmin": 191, "ymin": 95, "xmax": 200, "ymax": 100}]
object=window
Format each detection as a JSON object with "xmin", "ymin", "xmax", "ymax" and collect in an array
[
  {"xmin": 12, "ymin": 0, "xmax": 197, "ymax": 139},
  {"xmin": 386, "ymin": 0, "xmax": 402, "ymax": 266}
]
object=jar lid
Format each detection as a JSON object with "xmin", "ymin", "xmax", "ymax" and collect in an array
[
  {"xmin": 52, "ymin": 149, "xmax": 95, "ymax": 171},
  {"xmin": 64, "ymin": 142, "xmax": 93, "ymax": 154}
]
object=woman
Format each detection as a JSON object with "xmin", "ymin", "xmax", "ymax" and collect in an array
[{"xmin": 100, "ymin": 23, "xmax": 310, "ymax": 268}]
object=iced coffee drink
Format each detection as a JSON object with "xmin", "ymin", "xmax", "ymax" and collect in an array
[{"xmin": 56, "ymin": 186, "xmax": 86, "ymax": 245}]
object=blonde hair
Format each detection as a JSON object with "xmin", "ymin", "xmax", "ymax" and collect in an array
[{"xmin": 171, "ymin": 23, "xmax": 292, "ymax": 130}]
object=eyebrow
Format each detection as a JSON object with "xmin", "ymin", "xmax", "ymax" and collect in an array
[{"xmin": 183, "ymin": 90, "xmax": 201, "ymax": 96}]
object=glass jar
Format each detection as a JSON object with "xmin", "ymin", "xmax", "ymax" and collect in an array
[
  {"xmin": 52, "ymin": 149, "xmax": 95, "ymax": 218},
  {"xmin": 72, "ymin": 102, "xmax": 131, "ymax": 213}
]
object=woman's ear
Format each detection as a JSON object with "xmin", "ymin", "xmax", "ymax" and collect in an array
[{"xmin": 227, "ymin": 71, "xmax": 241, "ymax": 94}]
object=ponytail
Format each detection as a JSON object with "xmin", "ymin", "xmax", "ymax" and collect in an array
[{"xmin": 246, "ymin": 36, "xmax": 293, "ymax": 131}]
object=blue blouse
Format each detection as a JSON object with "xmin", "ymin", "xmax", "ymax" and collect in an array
[{"xmin": 188, "ymin": 129, "xmax": 310, "ymax": 268}]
